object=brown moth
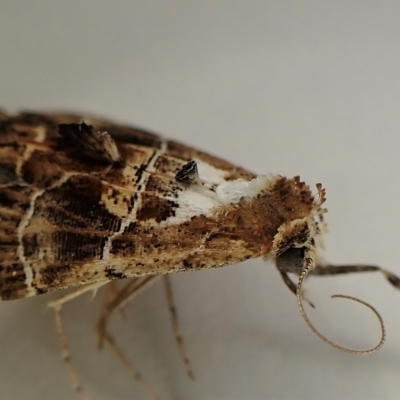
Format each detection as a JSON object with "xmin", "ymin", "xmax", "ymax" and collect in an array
[{"xmin": 1, "ymin": 110, "xmax": 400, "ymax": 399}]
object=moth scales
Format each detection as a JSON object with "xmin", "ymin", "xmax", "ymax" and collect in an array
[{"xmin": 0, "ymin": 111, "xmax": 399, "ymax": 400}]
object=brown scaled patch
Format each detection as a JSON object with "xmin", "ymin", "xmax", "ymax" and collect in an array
[
  {"xmin": 21, "ymin": 149, "xmax": 64, "ymax": 188},
  {"xmin": 137, "ymin": 194, "xmax": 178, "ymax": 223},
  {"xmin": 267, "ymin": 176, "xmax": 316, "ymax": 222},
  {"xmin": 273, "ymin": 220, "xmax": 311, "ymax": 256},
  {"xmin": 30, "ymin": 175, "xmax": 124, "ymax": 233},
  {"xmin": 154, "ymin": 154, "xmax": 188, "ymax": 177},
  {"xmin": 38, "ymin": 263, "xmax": 77, "ymax": 290},
  {"xmin": 0, "ymin": 162, "xmax": 17, "ymax": 184},
  {"xmin": 0, "ymin": 185, "xmax": 36, "ymax": 269},
  {"xmin": 0, "ymin": 260, "xmax": 28, "ymax": 300},
  {"xmin": 144, "ymin": 173, "xmax": 182, "ymax": 199},
  {"xmin": 105, "ymin": 268, "xmax": 128, "ymax": 280}
]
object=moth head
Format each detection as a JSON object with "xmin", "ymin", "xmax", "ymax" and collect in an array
[
  {"xmin": 271, "ymin": 216, "xmax": 319, "ymax": 270},
  {"xmin": 270, "ymin": 181, "xmax": 327, "ymax": 270},
  {"xmin": 270, "ymin": 191, "xmax": 386, "ymax": 357}
]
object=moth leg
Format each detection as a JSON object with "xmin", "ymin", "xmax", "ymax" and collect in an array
[
  {"xmin": 163, "ymin": 275, "xmax": 194, "ymax": 380},
  {"xmin": 278, "ymin": 270, "xmax": 315, "ymax": 308},
  {"xmin": 103, "ymin": 280, "xmax": 127, "ymax": 319},
  {"xmin": 310, "ymin": 263, "xmax": 400, "ymax": 290},
  {"xmin": 48, "ymin": 281, "xmax": 108, "ymax": 400},
  {"xmin": 278, "ymin": 270, "xmax": 297, "ymax": 296},
  {"xmin": 95, "ymin": 276, "xmax": 161, "ymax": 400},
  {"xmin": 96, "ymin": 276, "xmax": 157, "ymax": 349}
]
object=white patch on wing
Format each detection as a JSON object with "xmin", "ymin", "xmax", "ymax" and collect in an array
[
  {"xmin": 158, "ymin": 159, "xmax": 231, "ymax": 225},
  {"xmin": 161, "ymin": 175, "xmax": 280, "ymax": 226},
  {"xmin": 195, "ymin": 159, "xmax": 228, "ymax": 184},
  {"xmin": 240, "ymin": 175, "xmax": 277, "ymax": 198},
  {"xmin": 216, "ymin": 175, "xmax": 276, "ymax": 204},
  {"xmin": 215, "ymin": 179, "xmax": 248, "ymax": 203},
  {"xmin": 160, "ymin": 185, "xmax": 218, "ymax": 225},
  {"xmin": 17, "ymin": 188, "xmax": 45, "ymax": 296}
]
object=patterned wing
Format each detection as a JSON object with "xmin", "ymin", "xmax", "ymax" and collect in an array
[{"xmin": 0, "ymin": 112, "xmax": 259, "ymax": 300}]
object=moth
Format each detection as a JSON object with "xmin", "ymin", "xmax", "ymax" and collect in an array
[{"xmin": 1, "ymin": 110, "xmax": 399, "ymax": 399}]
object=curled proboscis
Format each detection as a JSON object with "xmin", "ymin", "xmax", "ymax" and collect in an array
[{"xmin": 296, "ymin": 258, "xmax": 386, "ymax": 355}]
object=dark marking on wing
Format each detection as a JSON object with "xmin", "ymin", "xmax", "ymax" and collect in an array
[
  {"xmin": 58, "ymin": 123, "xmax": 121, "ymax": 163},
  {"xmin": 134, "ymin": 150, "xmax": 157, "ymax": 184},
  {"xmin": 0, "ymin": 261, "xmax": 28, "ymax": 300},
  {"xmin": 182, "ymin": 259, "xmax": 193, "ymax": 268},
  {"xmin": 137, "ymin": 194, "xmax": 178, "ymax": 222},
  {"xmin": 175, "ymin": 160, "xmax": 199, "ymax": 184},
  {"xmin": 105, "ymin": 268, "xmax": 128, "ymax": 280},
  {"xmin": 110, "ymin": 236, "xmax": 136, "ymax": 257},
  {"xmin": 0, "ymin": 162, "xmax": 17, "ymax": 184}
]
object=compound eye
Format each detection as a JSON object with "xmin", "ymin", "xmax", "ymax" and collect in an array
[{"xmin": 275, "ymin": 247, "xmax": 305, "ymax": 273}]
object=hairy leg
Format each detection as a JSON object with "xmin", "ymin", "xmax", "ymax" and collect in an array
[
  {"xmin": 163, "ymin": 275, "xmax": 194, "ymax": 379},
  {"xmin": 96, "ymin": 276, "xmax": 161, "ymax": 400},
  {"xmin": 311, "ymin": 263, "xmax": 400, "ymax": 290},
  {"xmin": 48, "ymin": 281, "xmax": 108, "ymax": 400}
]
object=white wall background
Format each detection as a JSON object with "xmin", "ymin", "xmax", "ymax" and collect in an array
[{"xmin": 1, "ymin": 2, "xmax": 400, "ymax": 399}]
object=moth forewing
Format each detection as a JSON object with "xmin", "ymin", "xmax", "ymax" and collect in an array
[
  {"xmin": 1, "ymin": 111, "xmax": 400, "ymax": 399},
  {"xmin": 0, "ymin": 112, "xmax": 320, "ymax": 300}
]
